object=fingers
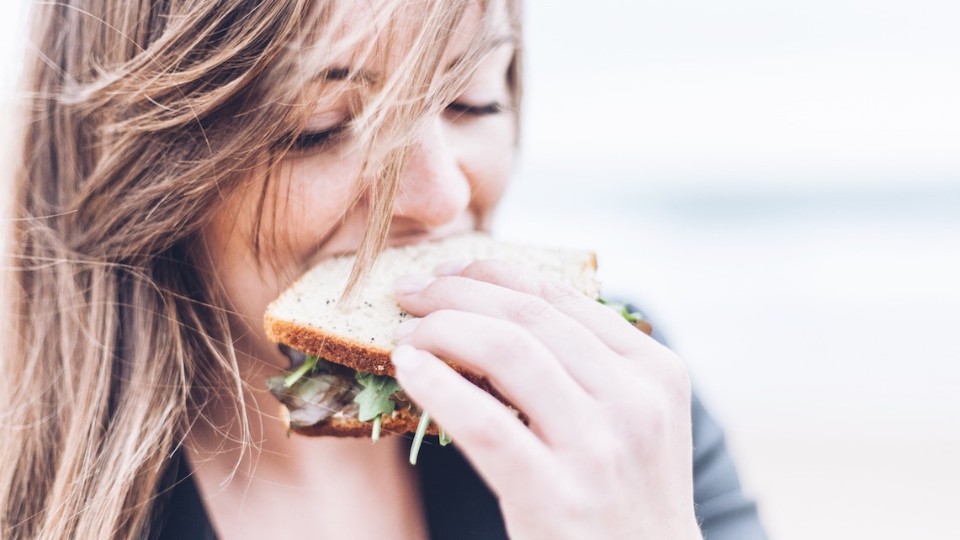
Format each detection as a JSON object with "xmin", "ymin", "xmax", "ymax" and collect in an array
[
  {"xmin": 388, "ymin": 260, "xmax": 700, "ymax": 538},
  {"xmin": 390, "ymin": 345, "xmax": 555, "ymax": 493},
  {"xmin": 395, "ymin": 272, "xmax": 620, "ymax": 394},
  {"xmin": 395, "ymin": 310, "xmax": 595, "ymax": 446},
  {"xmin": 446, "ymin": 259, "xmax": 666, "ymax": 361},
  {"xmin": 393, "ymin": 258, "xmax": 689, "ymax": 414}
]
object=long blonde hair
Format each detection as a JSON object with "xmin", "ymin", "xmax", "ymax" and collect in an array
[{"xmin": 0, "ymin": 1, "xmax": 522, "ymax": 538}]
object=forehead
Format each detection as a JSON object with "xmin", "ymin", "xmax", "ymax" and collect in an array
[{"xmin": 325, "ymin": 0, "xmax": 510, "ymax": 77}]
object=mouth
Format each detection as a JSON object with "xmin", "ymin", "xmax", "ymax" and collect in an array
[
  {"xmin": 386, "ymin": 230, "xmax": 458, "ymax": 248},
  {"xmin": 303, "ymin": 214, "xmax": 479, "ymax": 272},
  {"xmin": 385, "ymin": 215, "xmax": 478, "ymax": 249}
]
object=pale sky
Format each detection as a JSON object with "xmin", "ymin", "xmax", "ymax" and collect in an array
[{"xmin": 3, "ymin": 1, "xmax": 958, "ymax": 193}]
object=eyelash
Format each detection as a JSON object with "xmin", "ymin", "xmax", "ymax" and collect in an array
[
  {"xmin": 446, "ymin": 101, "xmax": 504, "ymax": 117},
  {"xmin": 289, "ymin": 124, "xmax": 347, "ymax": 152},
  {"xmin": 285, "ymin": 101, "xmax": 503, "ymax": 153}
]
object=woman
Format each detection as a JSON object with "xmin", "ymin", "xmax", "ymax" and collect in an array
[{"xmin": 0, "ymin": 0, "xmax": 765, "ymax": 538}]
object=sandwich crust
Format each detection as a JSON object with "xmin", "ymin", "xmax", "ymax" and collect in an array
[
  {"xmin": 284, "ymin": 407, "xmax": 440, "ymax": 438},
  {"xmin": 265, "ymin": 314, "xmax": 397, "ymax": 376},
  {"xmin": 265, "ymin": 313, "xmax": 500, "ymax": 394}
]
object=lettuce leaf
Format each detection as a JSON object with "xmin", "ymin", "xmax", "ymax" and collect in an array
[
  {"xmin": 354, "ymin": 372, "xmax": 401, "ymax": 442},
  {"xmin": 438, "ymin": 428, "xmax": 452, "ymax": 446},
  {"xmin": 409, "ymin": 412, "xmax": 431, "ymax": 465},
  {"xmin": 598, "ymin": 297, "xmax": 644, "ymax": 324},
  {"xmin": 283, "ymin": 354, "xmax": 320, "ymax": 388}
]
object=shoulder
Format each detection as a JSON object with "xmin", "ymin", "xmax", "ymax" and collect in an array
[{"xmin": 689, "ymin": 393, "xmax": 769, "ymax": 539}]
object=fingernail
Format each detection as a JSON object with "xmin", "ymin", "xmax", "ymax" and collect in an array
[
  {"xmin": 394, "ymin": 274, "xmax": 434, "ymax": 295},
  {"xmin": 393, "ymin": 317, "xmax": 421, "ymax": 341},
  {"xmin": 433, "ymin": 259, "xmax": 471, "ymax": 276},
  {"xmin": 392, "ymin": 344, "xmax": 425, "ymax": 371}
]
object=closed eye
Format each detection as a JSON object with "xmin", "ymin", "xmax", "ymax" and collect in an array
[
  {"xmin": 288, "ymin": 124, "xmax": 348, "ymax": 152},
  {"xmin": 445, "ymin": 101, "xmax": 504, "ymax": 118}
]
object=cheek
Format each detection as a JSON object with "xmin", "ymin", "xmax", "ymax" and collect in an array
[
  {"xmin": 272, "ymin": 154, "xmax": 362, "ymax": 265},
  {"xmin": 199, "ymin": 184, "xmax": 289, "ymax": 365},
  {"xmin": 198, "ymin": 156, "xmax": 363, "ymax": 363}
]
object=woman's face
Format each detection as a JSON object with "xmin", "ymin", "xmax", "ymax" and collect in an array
[{"xmin": 201, "ymin": 5, "xmax": 516, "ymax": 372}]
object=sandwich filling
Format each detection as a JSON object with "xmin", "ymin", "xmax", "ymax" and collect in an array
[
  {"xmin": 266, "ymin": 299, "xmax": 647, "ymax": 464},
  {"xmin": 266, "ymin": 354, "xmax": 449, "ymax": 463}
]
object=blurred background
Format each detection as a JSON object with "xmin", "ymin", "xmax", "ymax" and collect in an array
[
  {"xmin": 501, "ymin": 1, "xmax": 960, "ymax": 538},
  {"xmin": 2, "ymin": 1, "xmax": 958, "ymax": 538}
]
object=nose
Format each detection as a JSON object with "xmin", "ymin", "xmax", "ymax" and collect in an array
[{"xmin": 390, "ymin": 117, "xmax": 471, "ymax": 229}]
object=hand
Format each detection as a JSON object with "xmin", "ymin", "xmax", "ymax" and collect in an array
[{"xmin": 391, "ymin": 260, "xmax": 702, "ymax": 540}]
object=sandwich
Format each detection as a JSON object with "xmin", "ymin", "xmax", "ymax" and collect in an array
[{"xmin": 263, "ymin": 232, "xmax": 646, "ymax": 463}]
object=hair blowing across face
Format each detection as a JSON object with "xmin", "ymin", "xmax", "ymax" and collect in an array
[{"xmin": 0, "ymin": 0, "xmax": 521, "ymax": 538}]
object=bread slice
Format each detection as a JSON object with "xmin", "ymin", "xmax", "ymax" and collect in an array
[
  {"xmin": 263, "ymin": 232, "xmax": 600, "ymax": 438},
  {"xmin": 265, "ymin": 232, "xmax": 599, "ymax": 376}
]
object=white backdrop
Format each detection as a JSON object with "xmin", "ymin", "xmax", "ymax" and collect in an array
[
  {"xmin": 503, "ymin": 2, "xmax": 960, "ymax": 538},
  {"xmin": 3, "ymin": 1, "xmax": 959, "ymax": 538}
]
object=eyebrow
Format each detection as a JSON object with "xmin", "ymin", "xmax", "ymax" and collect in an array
[
  {"xmin": 317, "ymin": 35, "xmax": 516, "ymax": 85},
  {"xmin": 445, "ymin": 34, "xmax": 516, "ymax": 72}
]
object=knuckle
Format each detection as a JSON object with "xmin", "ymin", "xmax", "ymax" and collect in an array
[
  {"xmin": 465, "ymin": 258, "xmax": 505, "ymax": 278},
  {"xmin": 552, "ymin": 479, "xmax": 595, "ymax": 521},
  {"xmin": 584, "ymin": 431, "xmax": 628, "ymax": 468},
  {"xmin": 508, "ymin": 295, "xmax": 554, "ymax": 325},
  {"xmin": 606, "ymin": 386, "xmax": 672, "ymax": 446},
  {"xmin": 423, "ymin": 308, "xmax": 459, "ymax": 325},
  {"xmin": 457, "ymin": 408, "xmax": 505, "ymax": 451},
  {"xmin": 405, "ymin": 354, "xmax": 444, "ymax": 391},
  {"xmin": 483, "ymin": 324, "xmax": 548, "ymax": 377},
  {"xmin": 609, "ymin": 401, "xmax": 667, "ymax": 455},
  {"xmin": 640, "ymin": 397, "xmax": 671, "ymax": 440},
  {"xmin": 478, "ymin": 334, "xmax": 515, "ymax": 372},
  {"xmin": 539, "ymin": 279, "xmax": 581, "ymax": 307},
  {"xmin": 635, "ymin": 388, "xmax": 691, "ymax": 447},
  {"xmin": 416, "ymin": 309, "xmax": 458, "ymax": 337},
  {"xmin": 462, "ymin": 258, "xmax": 516, "ymax": 286},
  {"xmin": 559, "ymin": 424, "xmax": 630, "ymax": 482}
]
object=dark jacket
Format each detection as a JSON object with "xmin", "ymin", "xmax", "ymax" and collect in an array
[{"xmin": 152, "ymin": 390, "xmax": 767, "ymax": 540}]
